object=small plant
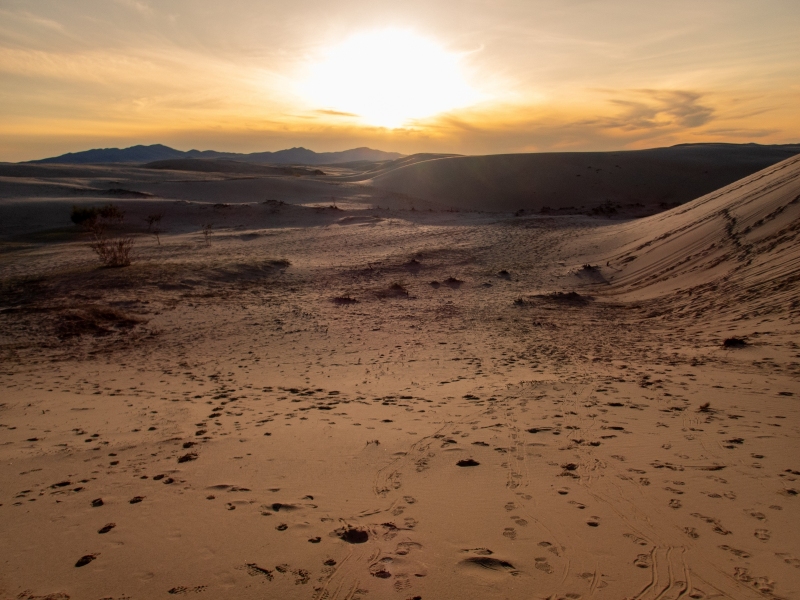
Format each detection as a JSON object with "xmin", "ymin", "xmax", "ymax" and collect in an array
[
  {"xmin": 723, "ymin": 337, "xmax": 747, "ymax": 348},
  {"xmin": 75, "ymin": 203, "xmax": 134, "ymax": 267},
  {"xmin": 145, "ymin": 213, "xmax": 164, "ymax": 245},
  {"xmin": 201, "ymin": 223, "xmax": 213, "ymax": 245},
  {"xmin": 90, "ymin": 235, "xmax": 134, "ymax": 267},
  {"xmin": 70, "ymin": 205, "xmax": 99, "ymax": 226},
  {"xmin": 97, "ymin": 204, "xmax": 124, "ymax": 222},
  {"xmin": 145, "ymin": 213, "xmax": 163, "ymax": 230}
]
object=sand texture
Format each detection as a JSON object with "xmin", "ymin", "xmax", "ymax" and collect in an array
[{"xmin": 1, "ymin": 153, "xmax": 799, "ymax": 599}]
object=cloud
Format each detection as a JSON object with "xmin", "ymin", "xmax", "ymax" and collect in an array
[
  {"xmin": 597, "ymin": 89, "xmax": 715, "ymax": 131},
  {"xmin": 114, "ymin": 0, "xmax": 152, "ymax": 15},
  {"xmin": 313, "ymin": 109, "xmax": 359, "ymax": 117}
]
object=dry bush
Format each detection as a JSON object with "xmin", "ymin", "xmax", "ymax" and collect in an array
[
  {"xmin": 57, "ymin": 306, "xmax": 144, "ymax": 339},
  {"xmin": 74, "ymin": 203, "xmax": 135, "ymax": 267},
  {"xmin": 201, "ymin": 223, "xmax": 213, "ymax": 245},
  {"xmin": 145, "ymin": 213, "xmax": 164, "ymax": 245},
  {"xmin": 90, "ymin": 235, "xmax": 134, "ymax": 267}
]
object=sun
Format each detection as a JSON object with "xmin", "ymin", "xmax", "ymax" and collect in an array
[{"xmin": 299, "ymin": 29, "xmax": 480, "ymax": 129}]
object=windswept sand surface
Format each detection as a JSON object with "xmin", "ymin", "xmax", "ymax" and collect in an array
[{"xmin": 1, "ymin": 156, "xmax": 799, "ymax": 600}]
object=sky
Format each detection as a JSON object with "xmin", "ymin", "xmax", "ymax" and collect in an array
[{"xmin": 1, "ymin": 0, "xmax": 799, "ymax": 161}]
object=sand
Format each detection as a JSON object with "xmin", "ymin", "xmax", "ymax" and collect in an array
[{"xmin": 1, "ymin": 152, "xmax": 799, "ymax": 600}]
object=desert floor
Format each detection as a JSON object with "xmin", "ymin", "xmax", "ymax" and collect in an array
[{"xmin": 1, "ymin": 156, "xmax": 799, "ymax": 600}]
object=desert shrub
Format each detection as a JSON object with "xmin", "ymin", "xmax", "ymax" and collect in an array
[
  {"xmin": 97, "ymin": 204, "xmax": 125, "ymax": 221},
  {"xmin": 90, "ymin": 235, "xmax": 134, "ymax": 267},
  {"xmin": 201, "ymin": 223, "xmax": 213, "ymax": 245},
  {"xmin": 71, "ymin": 205, "xmax": 99, "ymax": 226},
  {"xmin": 145, "ymin": 213, "xmax": 163, "ymax": 230},
  {"xmin": 145, "ymin": 213, "xmax": 164, "ymax": 245}
]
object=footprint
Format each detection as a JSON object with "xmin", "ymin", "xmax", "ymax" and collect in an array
[
  {"xmin": 569, "ymin": 501, "xmax": 586, "ymax": 510},
  {"xmin": 586, "ymin": 518, "xmax": 600, "ymax": 527},
  {"xmin": 534, "ymin": 557, "xmax": 554, "ymax": 574},
  {"xmin": 623, "ymin": 533, "xmax": 649, "ymax": 546},
  {"xmin": 669, "ymin": 499, "xmax": 682, "ymax": 509},
  {"xmin": 719, "ymin": 545, "xmax": 751, "ymax": 558},
  {"xmin": 397, "ymin": 541, "xmax": 423, "ymax": 555},
  {"xmin": 776, "ymin": 553, "xmax": 800, "ymax": 568},
  {"xmin": 634, "ymin": 554, "xmax": 652, "ymax": 569},
  {"xmin": 503, "ymin": 527, "xmax": 517, "ymax": 540},
  {"xmin": 512, "ymin": 517, "xmax": 528, "ymax": 526},
  {"xmin": 460, "ymin": 556, "xmax": 519, "ymax": 576},
  {"xmin": 98, "ymin": 523, "xmax": 116, "ymax": 534},
  {"xmin": 462, "ymin": 547, "xmax": 493, "ymax": 556},
  {"xmin": 75, "ymin": 554, "xmax": 97, "ymax": 567},
  {"xmin": 538, "ymin": 541, "xmax": 561, "ymax": 556},
  {"xmin": 684, "ymin": 527, "xmax": 700, "ymax": 539},
  {"xmin": 754, "ymin": 529, "xmax": 771, "ymax": 541},
  {"xmin": 504, "ymin": 502, "xmax": 516, "ymax": 512}
]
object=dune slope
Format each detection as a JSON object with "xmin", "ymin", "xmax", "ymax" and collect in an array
[
  {"xmin": 593, "ymin": 153, "xmax": 800, "ymax": 313},
  {"xmin": 364, "ymin": 144, "xmax": 800, "ymax": 212}
]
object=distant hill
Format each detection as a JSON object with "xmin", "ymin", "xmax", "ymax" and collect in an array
[
  {"xmin": 30, "ymin": 144, "xmax": 404, "ymax": 166},
  {"xmin": 360, "ymin": 143, "xmax": 800, "ymax": 212}
]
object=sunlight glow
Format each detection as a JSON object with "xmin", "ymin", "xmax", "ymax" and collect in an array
[{"xmin": 299, "ymin": 29, "xmax": 481, "ymax": 129}]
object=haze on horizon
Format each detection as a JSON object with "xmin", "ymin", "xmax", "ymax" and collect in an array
[{"xmin": 1, "ymin": 0, "xmax": 799, "ymax": 162}]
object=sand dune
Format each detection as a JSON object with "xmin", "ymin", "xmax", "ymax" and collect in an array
[
  {"xmin": 1, "ymin": 153, "xmax": 798, "ymax": 600},
  {"xmin": 362, "ymin": 144, "xmax": 800, "ymax": 212},
  {"xmin": 597, "ymin": 153, "xmax": 800, "ymax": 301}
]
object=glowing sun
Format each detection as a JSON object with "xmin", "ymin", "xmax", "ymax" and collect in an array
[{"xmin": 300, "ymin": 29, "xmax": 480, "ymax": 129}]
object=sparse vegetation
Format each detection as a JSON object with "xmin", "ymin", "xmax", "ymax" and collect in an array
[
  {"xmin": 90, "ymin": 235, "xmax": 134, "ymax": 267},
  {"xmin": 332, "ymin": 296, "xmax": 359, "ymax": 305},
  {"xmin": 376, "ymin": 282, "xmax": 409, "ymax": 299},
  {"xmin": 723, "ymin": 336, "xmax": 748, "ymax": 348},
  {"xmin": 70, "ymin": 205, "xmax": 99, "ymax": 226},
  {"xmin": 72, "ymin": 203, "xmax": 134, "ymax": 267},
  {"xmin": 201, "ymin": 223, "xmax": 213, "ymax": 245},
  {"xmin": 56, "ymin": 306, "xmax": 144, "ymax": 339},
  {"xmin": 145, "ymin": 213, "xmax": 164, "ymax": 245}
]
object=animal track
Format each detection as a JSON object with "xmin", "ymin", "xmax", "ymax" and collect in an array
[
  {"xmin": 719, "ymin": 545, "xmax": 751, "ymax": 558},
  {"xmin": 754, "ymin": 528, "xmax": 771, "ymax": 541}
]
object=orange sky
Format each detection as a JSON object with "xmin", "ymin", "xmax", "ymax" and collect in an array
[{"xmin": 1, "ymin": 0, "xmax": 799, "ymax": 161}]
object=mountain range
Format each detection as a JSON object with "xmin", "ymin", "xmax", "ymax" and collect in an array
[{"xmin": 29, "ymin": 144, "xmax": 405, "ymax": 166}]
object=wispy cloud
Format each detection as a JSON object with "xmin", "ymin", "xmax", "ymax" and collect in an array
[
  {"xmin": 314, "ymin": 109, "xmax": 359, "ymax": 117},
  {"xmin": 113, "ymin": 0, "xmax": 153, "ymax": 15},
  {"xmin": 597, "ymin": 90, "xmax": 715, "ymax": 131}
]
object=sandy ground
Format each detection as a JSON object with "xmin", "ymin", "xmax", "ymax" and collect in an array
[{"xmin": 1, "ymin": 155, "xmax": 799, "ymax": 600}]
